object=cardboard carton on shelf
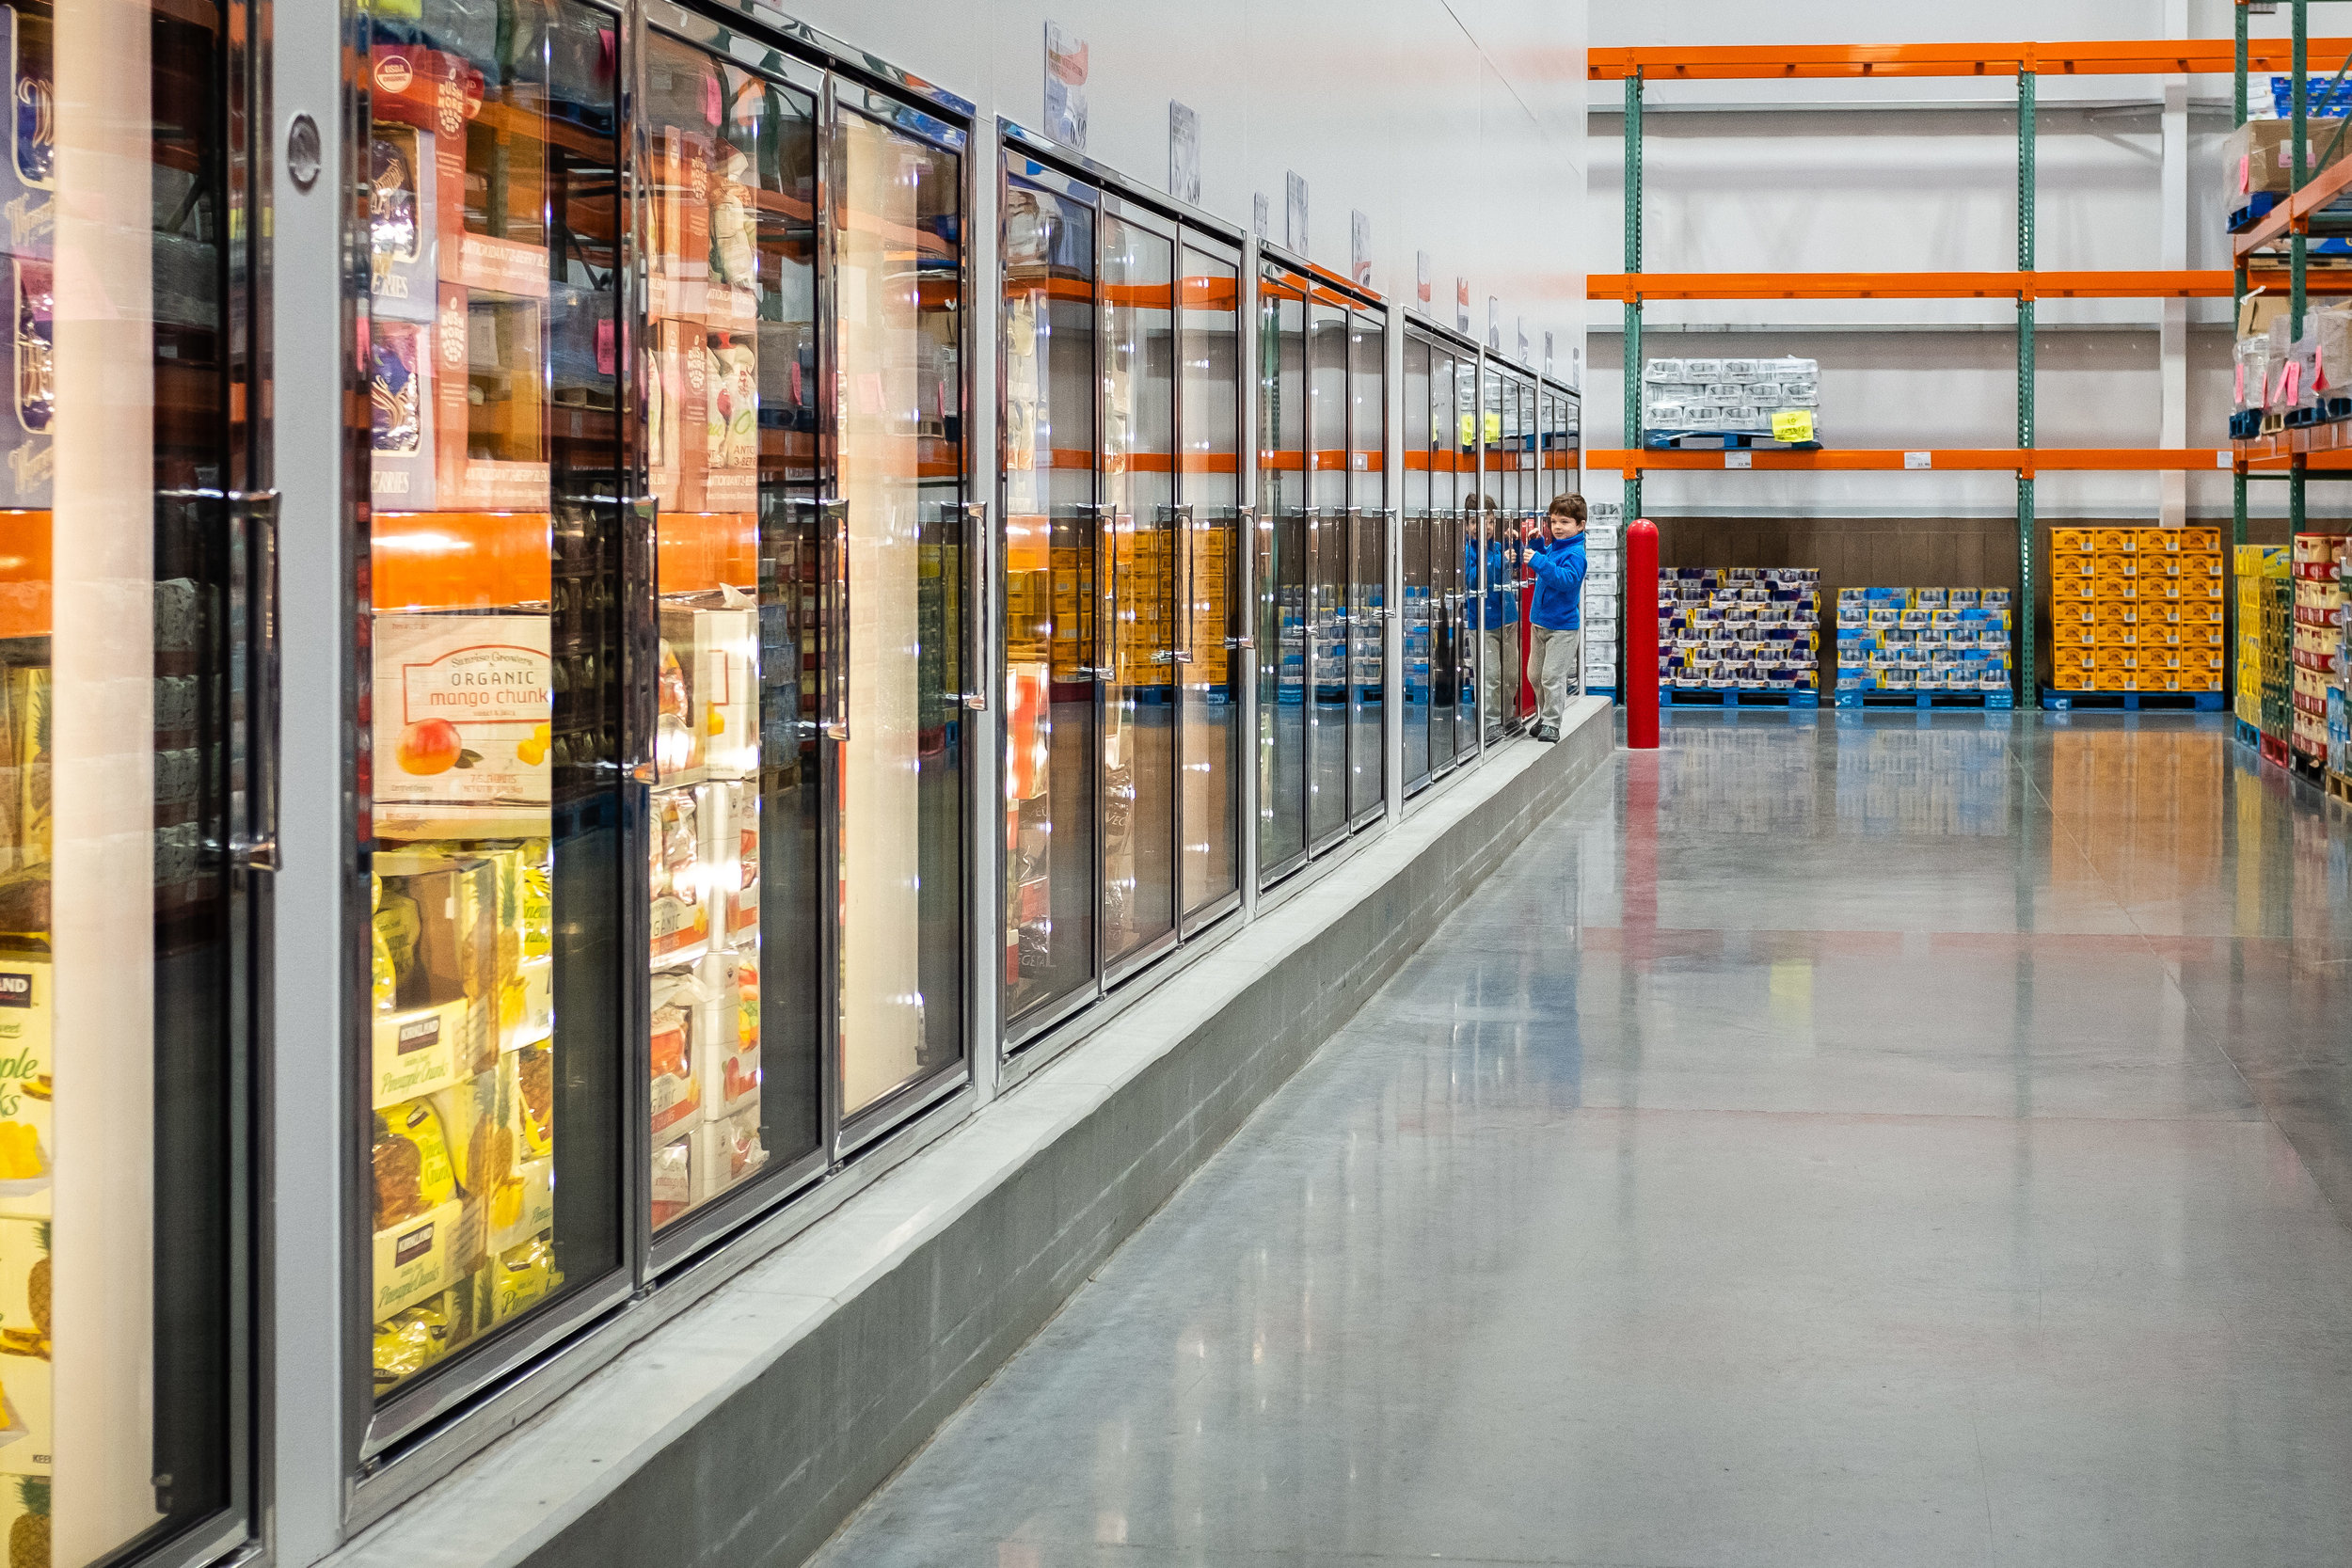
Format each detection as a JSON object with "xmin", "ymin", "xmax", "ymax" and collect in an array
[
  {"xmin": 373, "ymin": 1196, "xmax": 465, "ymax": 1323},
  {"xmin": 649, "ymin": 316, "xmax": 710, "ymax": 515},
  {"xmin": 372, "ymin": 612, "xmax": 553, "ymax": 835},
  {"xmin": 369, "ymin": 122, "xmax": 441, "ymax": 324},
  {"xmin": 0, "ymin": 958, "xmax": 46, "ymax": 1224},
  {"xmin": 649, "ymin": 124, "xmax": 712, "ymax": 323},
  {"xmin": 692, "ymin": 946, "xmax": 760, "ymax": 1120}
]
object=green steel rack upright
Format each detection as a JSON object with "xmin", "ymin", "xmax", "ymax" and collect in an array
[{"xmin": 1618, "ymin": 58, "xmax": 2048, "ymax": 701}]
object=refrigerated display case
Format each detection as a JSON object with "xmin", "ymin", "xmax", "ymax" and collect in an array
[
  {"xmin": 1402, "ymin": 321, "xmax": 1483, "ymax": 794},
  {"xmin": 1257, "ymin": 250, "xmax": 1385, "ymax": 889},
  {"xmin": 357, "ymin": 0, "xmax": 977, "ymax": 1452},
  {"xmin": 1000, "ymin": 144, "xmax": 1243, "ymax": 1047}
]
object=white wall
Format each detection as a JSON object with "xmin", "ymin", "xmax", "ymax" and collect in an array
[
  {"xmin": 1585, "ymin": 0, "xmax": 2330, "ymax": 523},
  {"xmin": 780, "ymin": 0, "xmax": 1588, "ymax": 379}
]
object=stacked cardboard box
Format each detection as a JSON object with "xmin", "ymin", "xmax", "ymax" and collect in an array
[
  {"xmin": 1657, "ymin": 568, "xmax": 1820, "ymax": 692},
  {"xmin": 1832, "ymin": 588, "xmax": 2013, "ymax": 694},
  {"xmin": 1641, "ymin": 356, "xmax": 1820, "ymax": 442},
  {"xmin": 2048, "ymin": 527, "xmax": 2225, "ymax": 693},
  {"xmin": 2239, "ymin": 545, "xmax": 2287, "ymax": 728},
  {"xmin": 2292, "ymin": 533, "xmax": 2347, "ymax": 762},
  {"xmin": 1582, "ymin": 502, "xmax": 1621, "ymax": 690}
]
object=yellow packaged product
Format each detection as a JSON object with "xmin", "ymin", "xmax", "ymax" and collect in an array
[
  {"xmin": 372, "ymin": 1099, "xmax": 456, "ymax": 1231},
  {"xmin": 373, "ymin": 1292, "xmax": 454, "ymax": 1389},
  {"xmin": 491, "ymin": 1233, "xmax": 553, "ymax": 1323}
]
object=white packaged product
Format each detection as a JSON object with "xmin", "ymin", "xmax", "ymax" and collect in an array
[
  {"xmin": 1682, "ymin": 358, "xmax": 1724, "ymax": 380},
  {"xmin": 1760, "ymin": 356, "xmax": 1817, "ymax": 378},
  {"xmin": 1722, "ymin": 358, "xmax": 1759, "ymax": 378},
  {"xmin": 1644, "ymin": 358, "xmax": 1687, "ymax": 381}
]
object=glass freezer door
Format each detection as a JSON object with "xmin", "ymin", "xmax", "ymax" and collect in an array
[
  {"xmin": 1400, "ymin": 335, "xmax": 1431, "ymax": 793},
  {"xmin": 1346, "ymin": 310, "xmax": 1384, "ymax": 828},
  {"xmin": 1175, "ymin": 246, "xmax": 1240, "ymax": 932},
  {"xmin": 1099, "ymin": 212, "xmax": 1175, "ymax": 975},
  {"xmin": 1304, "ymin": 298, "xmax": 1347, "ymax": 853},
  {"xmin": 1002, "ymin": 174, "xmax": 1097, "ymax": 1034},
  {"xmin": 1253, "ymin": 266, "xmax": 1306, "ymax": 886},
  {"xmin": 362, "ymin": 0, "xmax": 626, "ymax": 1423},
  {"xmin": 9, "ymin": 0, "xmax": 257, "ymax": 1560}
]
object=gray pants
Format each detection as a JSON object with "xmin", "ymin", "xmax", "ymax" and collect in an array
[
  {"xmin": 1533, "ymin": 626, "xmax": 1581, "ymax": 727},
  {"xmin": 1480, "ymin": 625, "xmax": 1519, "ymax": 730}
]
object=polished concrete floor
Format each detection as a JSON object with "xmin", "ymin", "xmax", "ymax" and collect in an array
[{"xmin": 812, "ymin": 712, "xmax": 2352, "ymax": 1568}]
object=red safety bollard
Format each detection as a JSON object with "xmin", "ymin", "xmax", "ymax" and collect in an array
[{"xmin": 1626, "ymin": 517, "xmax": 1660, "ymax": 749}]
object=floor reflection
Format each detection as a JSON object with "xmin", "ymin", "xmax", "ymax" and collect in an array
[{"xmin": 814, "ymin": 712, "xmax": 2352, "ymax": 1568}]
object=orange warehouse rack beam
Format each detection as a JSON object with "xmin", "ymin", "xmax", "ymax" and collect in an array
[{"xmin": 1590, "ymin": 40, "xmax": 2352, "ymax": 82}]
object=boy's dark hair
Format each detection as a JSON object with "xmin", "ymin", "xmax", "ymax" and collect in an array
[{"xmin": 1548, "ymin": 493, "xmax": 1587, "ymax": 522}]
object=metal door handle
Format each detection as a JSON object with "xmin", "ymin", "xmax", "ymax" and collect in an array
[
  {"xmin": 1167, "ymin": 504, "xmax": 1195, "ymax": 665},
  {"xmin": 822, "ymin": 497, "xmax": 850, "ymax": 740},
  {"xmin": 956, "ymin": 500, "xmax": 988, "ymax": 710}
]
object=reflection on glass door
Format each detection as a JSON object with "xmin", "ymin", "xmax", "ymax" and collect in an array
[
  {"xmin": 1453, "ymin": 354, "xmax": 1480, "ymax": 760},
  {"xmin": 14, "ymin": 0, "xmax": 256, "ymax": 1559},
  {"xmin": 1427, "ymin": 343, "xmax": 1458, "ymax": 777},
  {"xmin": 1254, "ymin": 268, "xmax": 1306, "ymax": 882},
  {"xmin": 364, "ymin": 0, "xmax": 622, "ymax": 1409},
  {"xmin": 1346, "ymin": 311, "xmax": 1384, "ymax": 826},
  {"xmin": 1176, "ymin": 246, "xmax": 1240, "ymax": 930},
  {"xmin": 1401, "ymin": 335, "xmax": 1432, "ymax": 792},
  {"xmin": 639, "ymin": 27, "xmax": 820, "ymax": 1237},
  {"xmin": 1003, "ymin": 174, "xmax": 1096, "ymax": 1033},
  {"xmin": 1305, "ymin": 299, "xmax": 1347, "ymax": 851},
  {"xmin": 833, "ymin": 94, "xmax": 966, "ymax": 1121},
  {"xmin": 1100, "ymin": 214, "xmax": 1174, "ymax": 973}
]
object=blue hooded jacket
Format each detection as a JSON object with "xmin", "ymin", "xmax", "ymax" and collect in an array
[
  {"xmin": 1527, "ymin": 532, "xmax": 1587, "ymax": 631},
  {"xmin": 1464, "ymin": 531, "xmax": 1520, "ymax": 631}
]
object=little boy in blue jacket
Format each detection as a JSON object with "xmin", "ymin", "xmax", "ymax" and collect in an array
[{"xmin": 1525, "ymin": 494, "xmax": 1588, "ymax": 742}]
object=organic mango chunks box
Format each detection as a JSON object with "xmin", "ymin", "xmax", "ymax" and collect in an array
[{"xmin": 373, "ymin": 614, "xmax": 552, "ymax": 825}]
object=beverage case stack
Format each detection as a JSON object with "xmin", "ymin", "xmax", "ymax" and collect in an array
[
  {"xmin": 2291, "ymin": 533, "xmax": 2348, "ymax": 765},
  {"xmin": 1832, "ymin": 588, "xmax": 2013, "ymax": 695},
  {"xmin": 1640, "ymin": 357, "xmax": 1820, "ymax": 443},
  {"xmin": 2333, "ymin": 542, "xmax": 2352, "ymax": 779},
  {"xmin": 2236, "ymin": 546, "xmax": 2285, "ymax": 730},
  {"xmin": 1582, "ymin": 502, "xmax": 1621, "ymax": 691},
  {"xmin": 1657, "ymin": 568, "xmax": 1821, "ymax": 692},
  {"xmin": 2047, "ymin": 527, "xmax": 2226, "ymax": 695}
]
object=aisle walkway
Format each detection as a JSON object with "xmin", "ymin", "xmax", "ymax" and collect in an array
[{"xmin": 814, "ymin": 713, "xmax": 2352, "ymax": 1568}]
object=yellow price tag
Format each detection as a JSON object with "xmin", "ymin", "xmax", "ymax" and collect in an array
[
  {"xmin": 1772, "ymin": 409, "xmax": 1815, "ymax": 444},
  {"xmin": 1485, "ymin": 411, "xmax": 1503, "ymax": 442},
  {"xmin": 1459, "ymin": 413, "xmax": 1475, "ymax": 448}
]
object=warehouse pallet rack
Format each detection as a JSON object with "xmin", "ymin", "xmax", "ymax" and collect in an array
[
  {"xmin": 2226, "ymin": 2, "xmax": 2352, "ymax": 786},
  {"xmin": 1594, "ymin": 32, "xmax": 2341, "ymax": 706}
]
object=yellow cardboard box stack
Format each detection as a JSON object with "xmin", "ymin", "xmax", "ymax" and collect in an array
[
  {"xmin": 2239, "ymin": 543, "xmax": 2288, "ymax": 728},
  {"xmin": 2050, "ymin": 526, "xmax": 2224, "ymax": 693}
]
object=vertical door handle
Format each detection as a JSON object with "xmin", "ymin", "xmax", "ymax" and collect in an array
[
  {"xmin": 957, "ymin": 500, "xmax": 989, "ymax": 710},
  {"xmin": 1228, "ymin": 507, "xmax": 1256, "ymax": 650},
  {"xmin": 823, "ymin": 497, "xmax": 850, "ymax": 740},
  {"xmin": 177, "ymin": 487, "xmax": 283, "ymax": 872},
  {"xmin": 1167, "ymin": 504, "xmax": 1195, "ymax": 664}
]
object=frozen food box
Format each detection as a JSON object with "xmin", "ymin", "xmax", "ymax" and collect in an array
[
  {"xmin": 490, "ymin": 1233, "xmax": 553, "ymax": 1324},
  {"xmin": 506, "ymin": 1042, "xmax": 554, "ymax": 1161},
  {"xmin": 693, "ymin": 947, "xmax": 759, "ymax": 1119},
  {"xmin": 373, "ymin": 612, "xmax": 553, "ymax": 835},
  {"xmin": 0, "ymin": 959, "xmax": 45, "ymax": 1222},
  {"xmin": 702, "ymin": 331, "xmax": 758, "ymax": 514},
  {"xmin": 373, "ymin": 1195, "xmax": 464, "ymax": 1322},
  {"xmin": 488, "ymin": 1155, "xmax": 554, "ymax": 1258},
  {"xmin": 368, "ymin": 45, "xmax": 479, "ymax": 241},
  {"xmin": 649, "ymin": 316, "xmax": 710, "ymax": 515},
  {"xmin": 649, "ymin": 125, "xmax": 712, "ymax": 322},
  {"xmin": 692, "ymin": 1101, "xmax": 769, "ymax": 1205},
  {"xmin": 650, "ymin": 970, "xmax": 703, "ymax": 1136},
  {"xmin": 449, "ymin": 289, "xmax": 550, "ymax": 512},
  {"xmin": 0, "ymin": 254, "xmax": 50, "ymax": 511},
  {"xmin": 693, "ymin": 605, "xmax": 758, "ymax": 779},
  {"xmin": 369, "ymin": 122, "xmax": 440, "ymax": 324},
  {"xmin": 0, "ymin": 1216, "xmax": 43, "ymax": 1475},
  {"xmin": 369, "ymin": 313, "xmax": 443, "ymax": 510},
  {"xmin": 649, "ymin": 786, "xmax": 709, "ymax": 960},
  {"xmin": 370, "ymin": 997, "xmax": 470, "ymax": 1108},
  {"xmin": 696, "ymin": 777, "xmax": 758, "ymax": 943}
]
